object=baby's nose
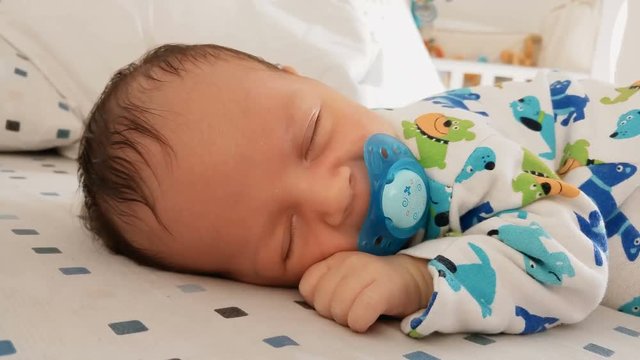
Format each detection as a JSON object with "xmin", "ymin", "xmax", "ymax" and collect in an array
[{"xmin": 306, "ymin": 166, "xmax": 353, "ymax": 227}]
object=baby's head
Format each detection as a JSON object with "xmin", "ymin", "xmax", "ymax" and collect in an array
[{"xmin": 79, "ymin": 44, "xmax": 394, "ymax": 286}]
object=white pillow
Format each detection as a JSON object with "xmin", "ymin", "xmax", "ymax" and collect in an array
[
  {"xmin": 0, "ymin": 36, "xmax": 83, "ymax": 151},
  {"xmin": 0, "ymin": 0, "xmax": 443, "ymax": 154},
  {"xmin": 0, "ymin": 0, "xmax": 442, "ymax": 106}
]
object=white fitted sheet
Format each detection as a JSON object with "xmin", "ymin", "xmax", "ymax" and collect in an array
[{"xmin": 1, "ymin": 152, "xmax": 639, "ymax": 360}]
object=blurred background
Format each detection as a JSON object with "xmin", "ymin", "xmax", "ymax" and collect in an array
[{"xmin": 0, "ymin": 0, "xmax": 637, "ymax": 153}]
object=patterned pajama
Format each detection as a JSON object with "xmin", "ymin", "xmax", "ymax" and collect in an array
[{"xmin": 375, "ymin": 72, "xmax": 640, "ymax": 337}]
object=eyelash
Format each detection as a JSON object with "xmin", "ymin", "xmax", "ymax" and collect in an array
[
  {"xmin": 304, "ymin": 109, "xmax": 321, "ymax": 160},
  {"xmin": 286, "ymin": 214, "xmax": 297, "ymax": 262}
]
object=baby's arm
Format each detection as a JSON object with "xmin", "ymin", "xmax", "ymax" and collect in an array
[
  {"xmin": 398, "ymin": 133, "xmax": 607, "ymax": 337},
  {"xmin": 299, "ymin": 252, "xmax": 433, "ymax": 332}
]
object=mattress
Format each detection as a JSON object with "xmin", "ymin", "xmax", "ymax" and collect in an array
[{"xmin": 1, "ymin": 152, "xmax": 639, "ymax": 360}]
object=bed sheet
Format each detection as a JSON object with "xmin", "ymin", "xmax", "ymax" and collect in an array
[{"xmin": 1, "ymin": 152, "xmax": 639, "ymax": 360}]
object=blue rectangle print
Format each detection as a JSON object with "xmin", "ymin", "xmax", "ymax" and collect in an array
[
  {"xmin": 58, "ymin": 101, "xmax": 70, "ymax": 111},
  {"xmin": 584, "ymin": 343, "xmax": 614, "ymax": 357},
  {"xmin": 12, "ymin": 229, "xmax": 39, "ymax": 235},
  {"xmin": 14, "ymin": 67, "xmax": 27, "ymax": 77},
  {"xmin": 0, "ymin": 340, "xmax": 16, "ymax": 356},
  {"xmin": 59, "ymin": 267, "xmax": 90, "ymax": 275},
  {"xmin": 263, "ymin": 335, "xmax": 298, "ymax": 348},
  {"xmin": 56, "ymin": 129, "xmax": 70, "ymax": 139},
  {"xmin": 109, "ymin": 320, "xmax": 148, "ymax": 335}
]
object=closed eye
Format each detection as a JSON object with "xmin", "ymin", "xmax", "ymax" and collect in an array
[
  {"xmin": 302, "ymin": 108, "xmax": 321, "ymax": 160},
  {"xmin": 284, "ymin": 214, "xmax": 297, "ymax": 262}
]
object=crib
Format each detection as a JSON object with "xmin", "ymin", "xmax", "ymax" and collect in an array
[
  {"xmin": 433, "ymin": 58, "xmax": 589, "ymax": 89},
  {"xmin": 424, "ymin": 0, "xmax": 629, "ymax": 90}
]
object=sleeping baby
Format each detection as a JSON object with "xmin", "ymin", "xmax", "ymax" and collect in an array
[{"xmin": 78, "ymin": 44, "xmax": 640, "ymax": 337}]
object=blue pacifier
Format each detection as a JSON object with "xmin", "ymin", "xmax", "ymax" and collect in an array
[{"xmin": 358, "ymin": 134, "xmax": 430, "ymax": 256}]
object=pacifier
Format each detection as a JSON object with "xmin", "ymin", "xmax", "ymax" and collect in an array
[{"xmin": 358, "ymin": 134, "xmax": 429, "ymax": 256}]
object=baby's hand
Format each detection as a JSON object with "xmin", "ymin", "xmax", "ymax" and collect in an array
[{"xmin": 298, "ymin": 252, "xmax": 433, "ymax": 333}]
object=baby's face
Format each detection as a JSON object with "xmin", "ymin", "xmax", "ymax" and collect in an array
[{"xmin": 128, "ymin": 59, "xmax": 395, "ymax": 286}]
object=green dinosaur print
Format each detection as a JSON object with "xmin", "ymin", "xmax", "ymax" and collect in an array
[
  {"xmin": 513, "ymin": 148, "xmax": 580, "ymax": 206},
  {"xmin": 601, "ymin": 80, "xmax": 640, "ymax": 105},
  {"xmin": 558, "ymin": 139, "xmax": 604, "ymax": 176},
  {"xmin": 402, "ymin": 113, "xmax": 476, "ymax": 169},
  {"xmin": 521, "ymin": 148, "xmax": 559, "ymax": 179}
]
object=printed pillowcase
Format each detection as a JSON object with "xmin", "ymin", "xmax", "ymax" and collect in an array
[{"xmin": 0, "ymin": 37, "xmax": 82, "ymax": 152}]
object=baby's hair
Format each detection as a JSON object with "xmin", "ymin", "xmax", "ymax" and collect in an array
[{"xmin": 78, "ymin": 43, "xmax": 280, "ymax": 270}]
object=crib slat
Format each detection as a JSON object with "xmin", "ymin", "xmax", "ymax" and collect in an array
[
  {"xmin": 480, "ymin": 73, "xmax": 496, "ymax": 86},
  {"xmin": 449, "ymin": 71, "xmax": 464, "ymax": 89}
]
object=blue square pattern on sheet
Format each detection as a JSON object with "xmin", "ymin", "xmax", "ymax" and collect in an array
[
  {"xmin": 263, "ymin": 335, "xmax": 298, "ymax": 348},
  {"xmin": 108, "ymin": 320, "xmax": 149, "ymax": 335},
  {"xmin": 58, "ymin": 101, "xmax": 70, "ymax": 111},
  {"xmin": 11, "ymin": 228, "xmax": 39, "ymax": 235},
  {"xmin": 403, "ymin": 350, "xmax": 440, "ymax": 360},
  {"xmin": 0, "ymin": 340, "xmax": 16, "ymax": 356},
  {"xmin": 32, "ymin": 247, "xmax": 62, "ymax": 254},
  {"xmin": 215, "ymin": 306, "xmax": 248, "ymax": 319},
  {"xmin": 13, "ymin": 67, "xmax": 27, "ymax": 77},
  {"xmin": 59, "ymin": 267, "xmax": 91, "ymax": 275},
  {"xmin": 464, "ymin": 334, "xmax": 496, "ymax": 345},
  {"xmin": 177, "ymin": 284, "xmax": 205, "ymax": 293},
  {"xmin": 4, "ymin": 120, "xmax": 20, "ymax": 132},
  {"xmin": 56, "ymin": 129, "xmax": 70, "ymax": 139},
  {"xmin": 614, "ymin": 325, "xmax": 640, "ymax": 337},
  {"xmin": 583, "ymin": 343, "xmax": 614, "ymax": 357},
  {"xmin": 40, "ymin": 192, "xmax": 59, "ymax": 196}
]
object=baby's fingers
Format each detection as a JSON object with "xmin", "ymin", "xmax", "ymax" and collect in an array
[
  {"xmin": 298, "ymin": 259, "xmax": 331, "ymax": 305},
  {"xmin": 347, "ymin": 282, "xmax": 388, "ymax": 333}
]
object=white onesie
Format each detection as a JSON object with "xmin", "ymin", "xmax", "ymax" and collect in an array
[{"xmin": 375, "ymin": 72, "xmax": 640, "ymax": 337}]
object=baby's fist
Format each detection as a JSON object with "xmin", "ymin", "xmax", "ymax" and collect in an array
[{"xmin": 298, "ymin": 252, "xmax": 432, "ymax": 333}]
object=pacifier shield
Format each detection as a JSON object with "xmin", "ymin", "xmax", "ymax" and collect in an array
[{"xmin": 358, "ymin": 134, "xmax": 429, "ymax": 256}]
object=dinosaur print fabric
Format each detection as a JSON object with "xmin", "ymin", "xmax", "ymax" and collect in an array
[{"xmin": 373, "ymin": 72, "xmax": 640, "ymax": 337}]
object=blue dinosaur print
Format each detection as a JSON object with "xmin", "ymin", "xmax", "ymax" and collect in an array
[
  {"xmin": 619, "ymin": 296, "xmax": 640, "ymax": 317},
  {"xmin": 607, "ymin": 209, "xmax": 640, "ymax": 261},
  {"xmin": 575, "ymin": 211, "xmax": 608, "ymax": 267},
  {"xmin": 610, "ymin": 109, "xmax": 640, "ymax": 139},
  {"xmin": 460, "ymin": 201, "xmax": 494, "ymax": 232},
  {"xmin": 455, "ymin": 147, "xmax": 496, "ymax": 183},
  {"xmin": 488, "ymin": 222, "xmax": 575, "ymax": 285},
  {"xmin": 550, "ymin": 80, "xmax": 590, "ymax": 126},
  {"xmin": 515, "ymin": 306, "xmax": 559, "ymax": 334},
  {"xmin": 510, "ymin": 96, "xmax": 557, "ymax": 160},
  {"xmin": 430, "ymin": 242, "xmax": 496, "ymax": 318},
  {"xmin": 408, "ymin": 291, "xmax": 439, "ymax": 338},
  {"xmin": 425, "ymin": 181, "xmax": 452, "ymax": 240},
  {"xmin": 579, "ymin": 163, "xmax": 639, "ymax": 261},
  {"xmin": 423, "ymin": 88, "xmax": 489, "ymax": 117},
  {"xmin": 493, "ymin": 208, "xmax": 529, "ymax": 220}
]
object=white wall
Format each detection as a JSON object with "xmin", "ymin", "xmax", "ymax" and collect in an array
[
  {"xmin": 615, "ymin": 0, "xmax": 639, "ymax": 84},
  {"xmin": 435, "ymin": 0, "xmax": 565, "ymax": 33}
]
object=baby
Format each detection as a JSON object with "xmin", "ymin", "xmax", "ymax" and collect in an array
[{"xmin": 79, "ymin": 44, "xmax": 640, "ymax": 337}]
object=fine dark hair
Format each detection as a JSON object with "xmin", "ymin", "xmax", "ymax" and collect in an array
[{"xmin": 78, "ymin": 43, "xmax": 280, "ymax": 270}]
